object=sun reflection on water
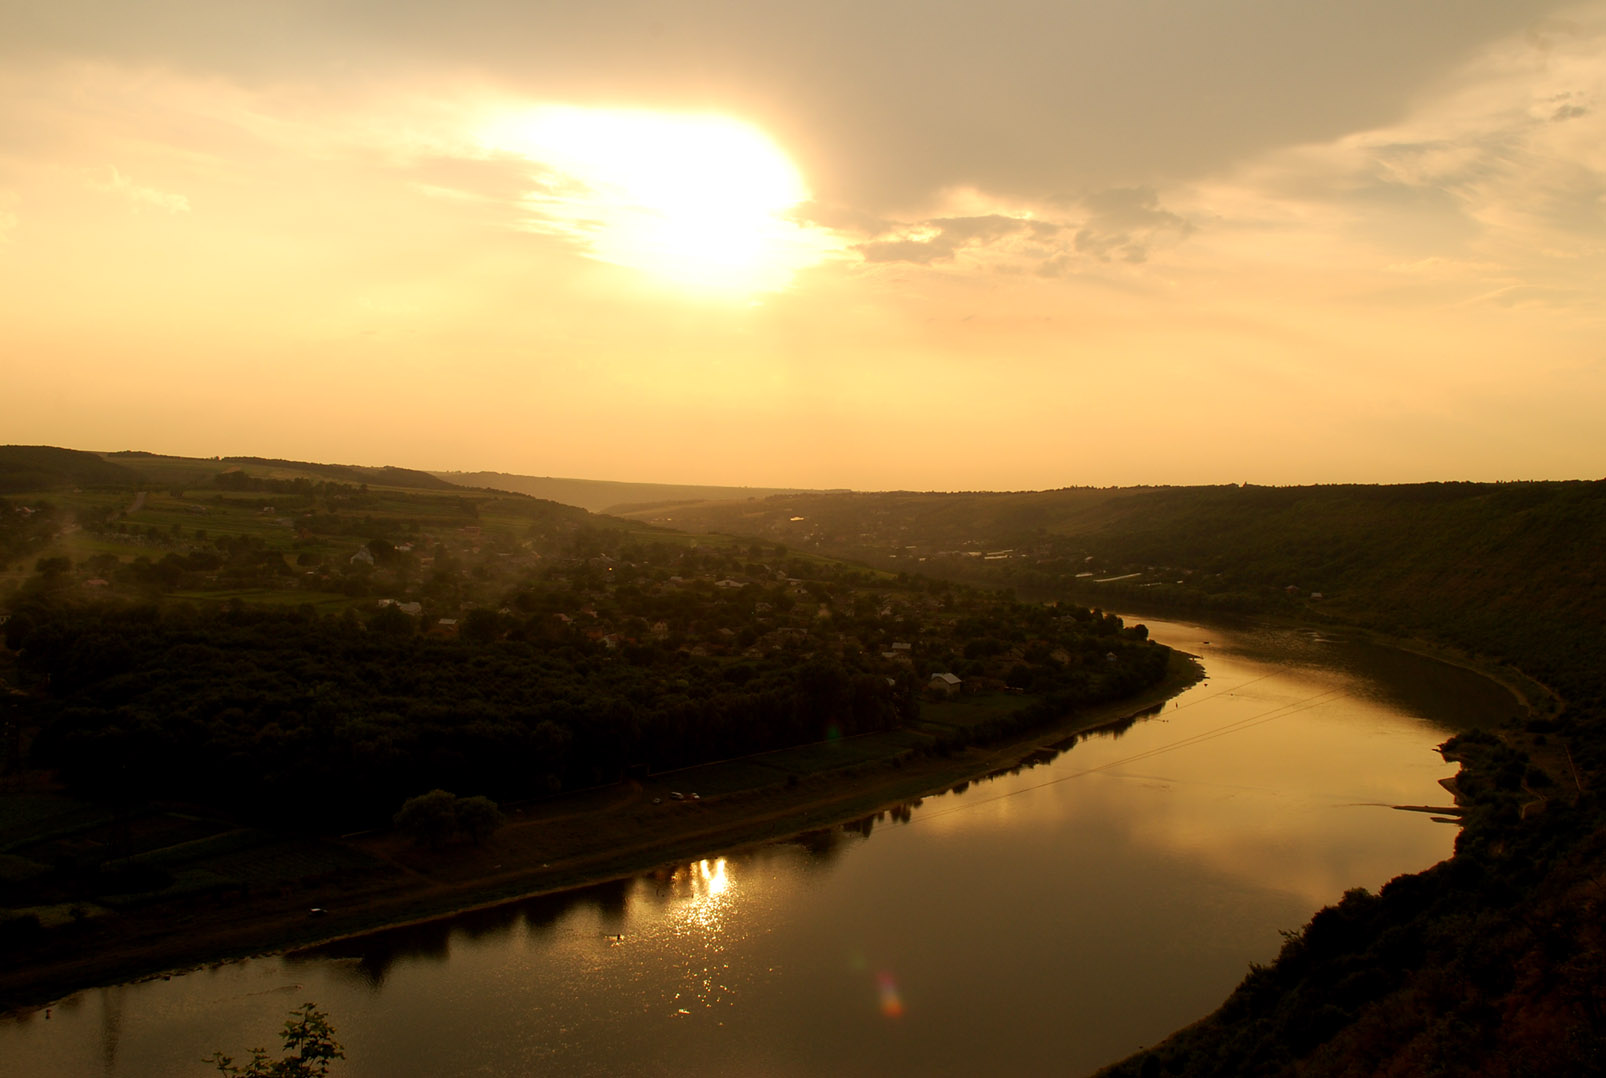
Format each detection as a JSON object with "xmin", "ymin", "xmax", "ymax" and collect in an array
[{"xmin": 657, "ymin": 858, "xmax": 739, "ymax": 1017}]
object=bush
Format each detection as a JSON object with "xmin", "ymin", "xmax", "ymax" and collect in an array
[{"xmin": 206, "ymin": 1001, "xmax": 343, "ymax": 1077}]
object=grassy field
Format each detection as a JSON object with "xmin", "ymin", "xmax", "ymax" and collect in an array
[
  {"xmin": 919, "ymin": 692, "xmax": 1038, "ymax": 729},
  {"xmin": 647, "ymin": 728, "xmax": 935, "ymax": 798}
]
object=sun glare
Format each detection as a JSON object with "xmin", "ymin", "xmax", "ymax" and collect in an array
[{"xmin": 481, "ymin": 106, "xmax": 836, "ymax": 295}]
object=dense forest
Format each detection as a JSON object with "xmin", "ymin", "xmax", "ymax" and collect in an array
[
  {"xmin": 4, "ymin": 592, "xmax": 1162, "ymax": 830},
  {"xmin": 7, "ymin": 601, "xmax": 903, "ymax": 824}
]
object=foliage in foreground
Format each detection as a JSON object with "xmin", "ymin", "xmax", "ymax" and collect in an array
[{"xmin": 205, "ymin": 1002, "xmax": 343, "ymax": 1077}]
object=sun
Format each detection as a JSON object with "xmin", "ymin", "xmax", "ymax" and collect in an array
[{"xmin": 480, "ymin": 106, "xmax": 837, "ymax": 295}]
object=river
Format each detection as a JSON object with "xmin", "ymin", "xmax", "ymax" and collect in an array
[{"xmin": 0, "ymin": 616, "xmax": 1516, "ymax": 1076}]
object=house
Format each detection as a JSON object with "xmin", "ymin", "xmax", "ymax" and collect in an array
[{"xmin": 929, "ymin": 672, "xmax": 962, "ymax": 696}]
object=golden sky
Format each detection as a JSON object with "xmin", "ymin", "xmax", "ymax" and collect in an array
[{"xmin": 2, "ymin": 2, "xmax": 1602, "ymax": 489}]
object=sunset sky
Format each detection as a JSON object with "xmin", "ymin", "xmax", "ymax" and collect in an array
[{"xmin": 3, "ymin": 1, "xmax": 1602, "ymax": 490}]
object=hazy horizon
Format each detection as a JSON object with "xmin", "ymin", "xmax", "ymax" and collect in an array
[
  {"xmin": 4, "ymin": 2, "xmax": 1603, "ymax": 489},
  {"xmin": 29, "ymin": 443, "xmax": 1593, "ymax": 496}
]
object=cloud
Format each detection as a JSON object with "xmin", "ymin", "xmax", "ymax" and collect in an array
[
  {"xmin": 404, "ymin": 152, "xmax": 545, "ymax": 204},
  {"xmin": 856, "ymin": 235, "xmax": 954, "ymax": 264},
  {"xmin": 1, "ymin": 1, "xmax": 1581, "ymax": 213},
  {"xmin": 1149, "ymin": 6, "xmax": 1606, "ymax": 321},
  {"xmin": 855, "ymin": 214, "xmax": 1036, "ymax": 264},
  {"xmin": 0, "ymin": 209, "xmax": 16, "ymax": 241},
  {"xmin": 1073, "ymin": 188, "xmax": 1193, "ymax": 263},
  {"xmin": 850, "ymin": 193, "xmax": 1199, "ymax": 277},
  {"xmin": 86, "ymin": 166, "xmax": 190, "ymax": 212},
  {"xmin": 788, "ymin": 200, "xmax": 894, "ymax": 237}
]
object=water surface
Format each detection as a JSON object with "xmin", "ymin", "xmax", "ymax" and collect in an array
[{"xmin": 2, "ymin": 617, "xmax": 1514, "ymax": 1076}]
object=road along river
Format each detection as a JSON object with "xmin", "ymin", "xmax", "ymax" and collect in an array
[{"xmin": 1, "ymin": 616, "xmax": 1515, "ymax": 1076}]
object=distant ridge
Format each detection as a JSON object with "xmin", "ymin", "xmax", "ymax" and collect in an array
[
  {"xmin": 214, "ymin": 456, "xmax": 464, "ymax": 490},
  {"xmin": 436, "ymin": 470, "xmax": 819, "ymax": 514},
  {"xmin": 0, "ymin": 445, "xmax": 145, "ymax": 492}
]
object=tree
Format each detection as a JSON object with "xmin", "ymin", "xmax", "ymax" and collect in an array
[
  {"xmin": 454, "ymin": 794, "xmax": 506, "ymax": 844},
  {"xmin": 394, "ymin": 788, "xmax": 459, "ymax": 847},
  {"xmin": 205, "ymin": 1002, "xmax": 343, "ymax": 1077},
  {"xmin": 460, "ymin": 607, "xmax": 502, "ymax": 644},
  {"xmin": 366, "ymin": 604, "xmax": 414, "ymax": 637}
]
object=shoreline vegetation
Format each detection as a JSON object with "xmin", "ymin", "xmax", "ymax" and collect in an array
[{"xmin": 0, "ymin": 651, "xmax": 1204, "ymax": 1014}]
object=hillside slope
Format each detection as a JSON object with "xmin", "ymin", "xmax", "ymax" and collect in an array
[
  {"xmin": 438, "ymin": 469, "xmax": 814, "ymax": 514},
  {"xmin": 0, "ymin": 446, "xmax": 145, "ymax": 492}
]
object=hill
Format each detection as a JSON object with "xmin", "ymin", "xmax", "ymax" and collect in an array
[
  {"xmin": 436, "ymin": 469, "xmax": 816, "ymax": 514},
  {"xmin": 102, "ymin": 451, "xmax": 464, "ymax": 492},
  {"xmin": 0, "ymin": 446, "xmax": 145, "ymax": 493},
  {"xmin": 644, "ymin": 482, "xmax": 1606, "ymax": 708}
]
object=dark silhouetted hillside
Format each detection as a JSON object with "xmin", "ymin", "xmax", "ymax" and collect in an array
[{"xmin": 0, "ymin": 446, "xmax": 145, "ymax": 492}]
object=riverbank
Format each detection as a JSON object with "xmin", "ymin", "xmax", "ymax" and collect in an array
[{"xmin": 1, "ymin": 651, "xmax": 1204, "ymax": 1013}]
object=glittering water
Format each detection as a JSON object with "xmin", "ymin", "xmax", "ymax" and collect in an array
[{"xmin": 1, "ymin": 617, "xmax": 1514, "ymax": 1076}]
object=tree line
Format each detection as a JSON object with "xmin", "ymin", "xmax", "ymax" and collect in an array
[{"xmin": 4, "ymin": 591, "xmax": 1168, "ymax": 830}]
